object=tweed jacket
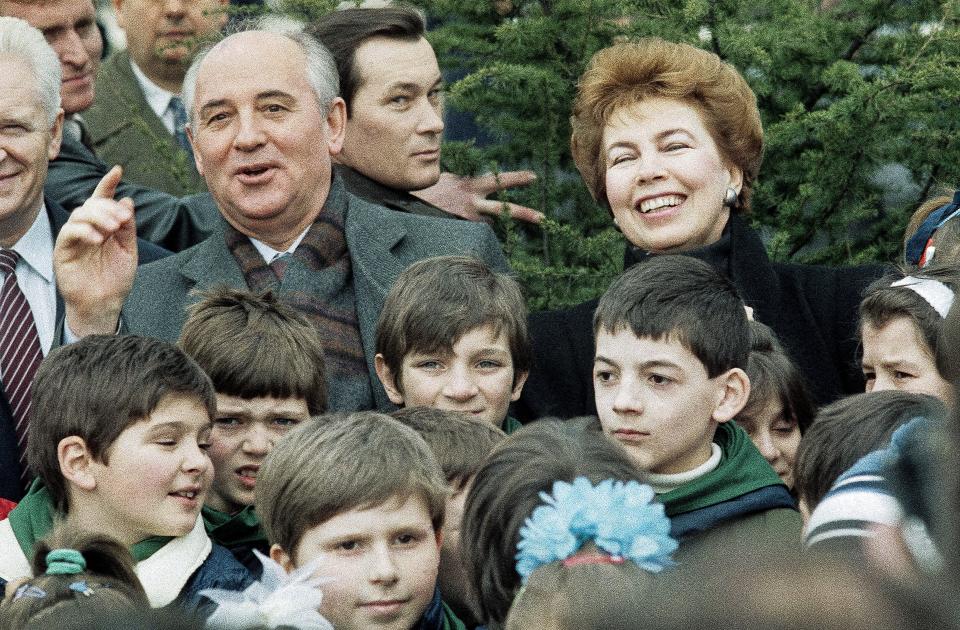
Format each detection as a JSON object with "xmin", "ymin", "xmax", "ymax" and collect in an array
[
  {"xmin": 121, "ymin": 174, "xmax": 508, "ymax": 411},
  {"xmin": 84, "ymin": 50, "xmax": 207, "ymax": 196}
]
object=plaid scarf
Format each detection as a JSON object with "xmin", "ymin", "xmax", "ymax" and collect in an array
[{"xmin": 225, "ymin": 185, "xmax": 372, "ymax": 411}]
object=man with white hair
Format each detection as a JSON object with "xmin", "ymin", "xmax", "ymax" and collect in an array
[
  {"xmin": 54, "ymin": 25, "xmax": 508, "ymax": 413},
  {"xmin": 0, "ymin": 16, "xmax": 167, "ymax": 501}
]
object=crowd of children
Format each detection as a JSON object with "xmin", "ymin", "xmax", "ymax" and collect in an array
[{"xmin": 3, "ymin": 212, "xmax": 960, "ymax": 628}]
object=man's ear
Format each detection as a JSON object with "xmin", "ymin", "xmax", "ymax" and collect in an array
[
  {"xmin": 57, "ymin": 436, "xmax": 97, "ymax": 492},
  {"xmin": 510, "ymin": 370, "xmax": 530, "ymax": 402},
  {"xmin": 374, "ymin": 353, "xmax": 405, "ymax": 406},
  {"xmin": 47, "ymin": 108, "xmax": 64, "ymax": 161},
  {"xmin": 325, "ymin": 97, "xmax": 347, "ymax": 156},
  {"xmin": 711, "ymin": 367, "xmax": 750, "ymax": 424},
  {"xmin": 270, "ymin": 543, "xmax": 294, "ymax": 573},
  {"xmin": 186, "ymin": 125, "xmax": 203, "ymax": 176}
]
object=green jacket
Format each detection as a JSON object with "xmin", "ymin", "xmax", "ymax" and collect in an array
[{"xmin": 84, "ymin": 50, "xmax": 207, "ymax": 196}]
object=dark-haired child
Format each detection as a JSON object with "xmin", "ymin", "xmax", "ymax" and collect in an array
[
  {"xmin": 178, "ymin": 288, "xmax": 327, "ymax": 573},
  {"xmin": 257, "ymin": 411, "xmax": 463, "ymax": 630},
  {"xmin": 798, "ymin": 391, "xmax": 946, "ymax": 546},
  {"xmin": 391, "ymin": 406, "xmax": 506, "ymax": 627},
  {"xmin": 374, "ymin": 256, "xmax": 530, "ymax": 433},
  {"xmin": 0, "ymin": 335, "xmax": 251, "ymax": 612},
  {"xmin": 859, "ymin": 266, "xmax": 959, "ymax": 406},
  {"xmin": 591, "ymin": 256, "xmax": 800, "ymax": 562},
  {"xmin": 0, "ymin": 525, "xmax": 149, "ymax": 629},
  {"xmin": 739, "ymin": 321, "xmax": 815, "ymax": 490}
]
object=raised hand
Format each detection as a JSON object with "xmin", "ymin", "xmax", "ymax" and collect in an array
[
  {"xmin": 54, "ymin": 166, "xmax": 138, "ymax": 338},
  {"xmin": 413, "ymin": 170, "xmax": 544, "ymax": 224}
]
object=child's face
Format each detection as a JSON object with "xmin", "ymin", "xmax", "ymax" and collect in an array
[
  {"xmin": 84, "ymin": 394, "xmax": 213, "ymax": 546},
  {"xmin": 861, "ymin": 316, "xmax": 953, "ymax": 405},
  {"xmin": 206, "ymin": 394, "xmax": 311, "ymax": 513},
  {"xmin": 593, "ymin": 328, "xmax": 739, "ymax": 474},
  {"xmin": 737, "ymin": 398, "xmax": 800, "ymax": 488},
  {"xmin": 379, "ymin": 325, "xmax": 528, "ymax": 427},
  {"xmin": 273, "ymin": 494, "xmax": 441, "ymax": 630}
]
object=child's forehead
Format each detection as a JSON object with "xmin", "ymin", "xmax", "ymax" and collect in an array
[
  {"xmin": 134, "ymin": 393, "xmax": 214, "ymax": 431},
  {"xmin": 214, "ymin": 392, "xmax": 310, "ymax": 415},
  {"xmin": 409, "ymin": 324, "xmax": 512, "ymax": 356},
  {"xmin": 306, "ymin": 493, "xmax": 434, "ymax": 538},
  {"xmin": 596, "ymin": 326, "xmax": 700, "ymax": 362}
]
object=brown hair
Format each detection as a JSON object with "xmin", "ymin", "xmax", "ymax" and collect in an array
[
  {"xmin": 376, "ymin": 255, "xmax": 531, "ymax": 388},
  {"xmin": 178, "ymin": 288, "xmax": 328, "ymax": 415},
  {"xmin": 793, "ymin": 391, "xmax": 945, "ymax": 510},
  {"xmin": 461, "ymin": 417, "xmax": 644, "ymax": 628},
  {"xmin": 28, "ymin": 335, "xmax": 215, "ymax": 513},
  {"xmin": 594, "ymin": 255, "xmax": 750, "ymax": 377},
  {"xmin": 504, "ymin": 548, "xmax": 656, "ymax": 630},
  {"xmin": 570, "ymin": 38, "xmax": 763, "ymax": 211},
  {"xmin": 255, "ymin": 411, "xmax": 448, "ymax": 555},
  {"xmin": 390, "ymin": 406, "xmax": 506, "ymax": 487},
  {"xmin": 859, "ymin": 265, "xmax": 960, "ymax": 376},
  {"xmin": 308, "ymin": 7, "xmax": 425, "ymax": 115},
  {"xmin": 0, "ymin": 525, "xmax": 148, "ymax": 630},
  {"xmin": 741, "ymin": 321, "xmax": 815, "ymax": 433}
]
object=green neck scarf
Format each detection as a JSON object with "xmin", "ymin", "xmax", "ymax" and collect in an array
[
  {"xmin": 8, "ymin": 479, "xmax": 174, "ymax": 563},
  {"xmin": 202, "ymin": 504, "xmax": 266, "ymax": 548},
  {"xmin": 502, "ymin": 416, "xmax": 523, "ymax": 434},
  {"xmin": 658, "ymin": 421, "xmax": 784, "ymax": 516}
]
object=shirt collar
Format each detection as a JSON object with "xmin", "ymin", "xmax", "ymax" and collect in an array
[
  {"xmin": 12, "ymin": 202, "xmax": 53, "ymax": 283},
  {"xmin": 129, "ymin": 58, "xmax": 176, "ymax": 120},
  {"xmin": 249, "ymin": 227, "xmax": 309, "ymax": 263}
]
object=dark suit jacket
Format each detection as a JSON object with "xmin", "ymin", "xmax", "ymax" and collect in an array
[
  {"xmin": 84, "ymin": 51, "xmax": 207, "ymax": 196},
  {"xmin": 121, "ymin": 176, "xmax": 508, "ymax": 411},
  {"xmin": 516, "ymin": 214, "xmax": 886, "ymax": 421},
  {"xmin": 0, "ymin": 199, "xmax": 169, "ymax": 501},
  {"xmin": 335, "ymin": 164, "xmax": 459, "ymax": 220}
]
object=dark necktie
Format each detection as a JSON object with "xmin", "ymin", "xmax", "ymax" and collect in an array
[
  {"xmin": 270, "ymin": 252, "xmax": 292, "ymax": 281},
  {"xmin": 0, "ymin": 250, "xmax": 42, "ymax": 487},
  {"xmin": 169, "ymin": 96, "xmax": 194, "ymax": 162}
]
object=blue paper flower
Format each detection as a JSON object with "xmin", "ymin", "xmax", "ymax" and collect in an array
[{"xmin": 515, "ymin": 476, "xmax": 678, "ymax": 582}]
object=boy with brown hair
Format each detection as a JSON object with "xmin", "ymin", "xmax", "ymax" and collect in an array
[
  {"xmin": 592, "ymin": 256, "xmax": 800, "ymax": 563},
  {"xmin": 0, "ymin": 335, "xmax": 251, "ymax": 611},
  {"xmin": 391, "ymin": 406, "xmax": 506, "ymax": 626},
  {"xmin": 178, "ymin": 288, "xmax": 327, "ymax": 572},
  {"xmin": 375, "ymin": 256, "xmax": 531, "ymax": 433},
  {"xmin": 257, "ymin": 411, "xmax": 465, "ymax": 629}
]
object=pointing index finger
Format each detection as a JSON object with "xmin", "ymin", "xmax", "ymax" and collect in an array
[{"xmin": 92, "ymin": 165, "xmax": 123, "ymax": 200}]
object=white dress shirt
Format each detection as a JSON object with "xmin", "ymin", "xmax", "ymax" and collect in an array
[
  {"xmin": 129, "ymin": 58, "xmax": 177, "ymax": 136},
  {"xmin": 3, "ymin": 204, "xmax": 56, "ymax": 356},
  {"xmin": 250, "ymin": 228, "xmax": 309, "ymax": 264}
]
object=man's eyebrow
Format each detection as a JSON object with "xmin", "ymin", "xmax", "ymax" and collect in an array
[
  {"xmin": 198, "ymin": 99, "xmax": 229, "ymax": 116},
  {"xmin": 255, "ymin": 90, "xmax": 296, "ymax": 101}
]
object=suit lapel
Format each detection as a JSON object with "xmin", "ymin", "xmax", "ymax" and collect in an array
[
  {"xmin": 180, "ymin": 224, "xmax": 249, "ymax": 293},
  {"xmin": 345, "ymin": 195, "xmax": 409, "ymax": 409}
]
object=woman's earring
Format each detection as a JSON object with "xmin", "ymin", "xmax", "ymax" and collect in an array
[{"xmin": 723, "ymin": 187, "xmax": 738, "ymax": 208}]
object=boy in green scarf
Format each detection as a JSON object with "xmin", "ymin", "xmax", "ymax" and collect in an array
[
  {"xmin": 592, "ymin": 256, "xmax": 801, "ymax": 565},
  {"xmin": 177, "ymin": 288, "xmax": 327, "ymax": 574},
  {"xmin": 0, "ymin": 335, "xmax": 251, "ymax": 610}
]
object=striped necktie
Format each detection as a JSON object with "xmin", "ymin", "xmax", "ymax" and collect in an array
[
  {"xmin": 169, "ymin": 96, "xmax": 194, "ymax": 162},
  {"xmin": 0, "ymin": 250, "xmax": 42, "ymax": 487}
]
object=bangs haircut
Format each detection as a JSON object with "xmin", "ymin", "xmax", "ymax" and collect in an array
[
  {"xmin": 390, "ymin": 406, "xmax": 507, "ymax": 486},
  {"xmin": 593, "ymin": 255, "xmax": 750, "ymax": 377},
  {"xmin": 571, "ymin": 37, "xmax": 763, "ymax": 212},
  {"xmin": 179, "ymin": 288, "xmax": 328, "ymax": 415},
  {"xmin": 793, "ymin": 391, "xmax": 946, "ymax": 511},
  {"xmin": 376, "ymin": 256, "xmax": 531, "ymax": 386},
  {"xmin": 256, "ymin": 411, "xmax": 448, "ymax": 554},
  {"xmin": 742, "ymin": 322, "xmax": 815, "ymax": 432},
  {"xmin": 28, "ymin": 335, "xmax": 215, "ymax": 514},
  {"xmin": 462, "ymin": 417, "xmax": 644, "ymax": 627},
  {"xmin": 308, "ymin": 7, "xmax": 425, "ymax": 115},
  {"xmin": 860, "ymin": 265, "xmax": 960, "ymax": 373}
]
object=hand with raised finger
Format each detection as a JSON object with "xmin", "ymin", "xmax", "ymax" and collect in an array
[
  {"xmin": 54, "ymin": 166, "xmax": 138, "ymax": 337},
  {"xmin": 413, "ymin": 170, "xmax": 544, "ymax": 224}
]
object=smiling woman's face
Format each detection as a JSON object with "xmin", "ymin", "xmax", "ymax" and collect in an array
[{"xmin": 603, "ymin": 96, "xmax": 742, "ymax": 253}]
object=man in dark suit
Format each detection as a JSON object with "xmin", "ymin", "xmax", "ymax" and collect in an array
[
  {"xmin": 54, "ymin": 26, "xmax": 508, "ymax": 413},
  {"xmin": 82, "ymin": 0, "xmax": 227, "ymax": 195},
  {"xmin": 0, "ymin": 17, "xmax": 167, "ymax": 501}
]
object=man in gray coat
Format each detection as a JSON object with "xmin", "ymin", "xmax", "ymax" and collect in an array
[{"xmin": 53, "ymin": 26, "xmax": 507, "ymax": 413}]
